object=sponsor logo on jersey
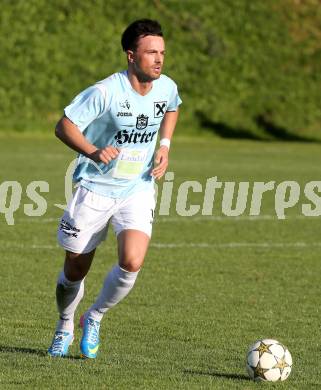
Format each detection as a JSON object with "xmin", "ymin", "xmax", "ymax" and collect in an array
[
  {"xmin": 114, "ymin": 129, "xmax": 157, "ymax": 145},
  {"xmin": 154, "ymin": 101, "xmax": 167, "ymax": 118},
  {"xmin": 136, "ymin": 114, "xmax": 149, "ymax": 129},
  {"xmin": 119, "ymin": 99, "xmax": 130, "ymax": 110},
  {"xmin": 117, "ymin": 112, "xmax": 133, "ymax": 117}
]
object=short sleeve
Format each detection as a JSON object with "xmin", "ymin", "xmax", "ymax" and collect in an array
[
  {"xmin": 64, "ymin": 84, "xmax": 108, "ymax": 132},
  {"xmin": 167, "ymin": 82, "xmax": 182, "ymax": 112}
]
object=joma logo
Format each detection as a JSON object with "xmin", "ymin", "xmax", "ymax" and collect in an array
[{"xmin": 117, "ymin": 112, "xmax": 133, "ymax": 117}]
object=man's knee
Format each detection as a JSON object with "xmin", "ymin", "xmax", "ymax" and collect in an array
[
  {"xmin": 119, "ymin": 249, "xmax": 144, "ymax": 272},
  {"xmin": 64, "ymin": 249, "xmax": 95, "ymax": 281},
  {"xmin": 117, "ymin": 230, "xmax": 149, "ymax": 272}
]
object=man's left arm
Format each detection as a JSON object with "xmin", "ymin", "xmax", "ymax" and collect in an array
[{"xmin": 152, "ymin": 109, "xmax": 179, "ymax": 180}]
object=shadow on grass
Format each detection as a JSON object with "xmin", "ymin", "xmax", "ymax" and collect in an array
[
  {"xmin": 184, "ymin": 368, "xmax": 250, "ymax": 381},
  {"xmin": 0, "ymin": 345, "xmax": 83, "ymax": 360},
  {"xmin": 255, "ymin": 114, "xmax": 319, "ymax": 143},
  {"xmin": 196, "ymin": 110, "xmax": 320, "ymax": 143},
  {"xmin": 196, "ymin": 111, "xmax": 262, "ymax": 141},
  {"xmin": 0, "ymin": 345, "xmax": 46, "ymax": 356}
]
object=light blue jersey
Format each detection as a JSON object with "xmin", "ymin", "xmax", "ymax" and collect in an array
[{"xmin": 64, "ymin": 70, "xmax": 181, "ymax": 198}]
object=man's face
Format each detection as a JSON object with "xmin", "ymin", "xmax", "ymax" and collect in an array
[{"xmin": 130, "ymin": 35, "xmax": 165, "ymax": 82}]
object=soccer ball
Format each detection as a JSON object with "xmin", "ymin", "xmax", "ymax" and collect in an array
[{"xmin": 246, "ymin": 339, "xmax": 292, "ymax": 382}]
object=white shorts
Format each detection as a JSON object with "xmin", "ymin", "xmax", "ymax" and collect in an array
[{"xmin": 57, "ymin": 186, "xmax": 155, "ymax": 254}]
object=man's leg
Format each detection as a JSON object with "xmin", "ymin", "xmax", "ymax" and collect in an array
[
  {"xmin": 49, "ymin": 186, "xmax": 112, "ymax": 356},
  {"xmin": 80, "ymin": 230, "xmax": 149, "ymax": 358},
  {"xmin": 56, "ymin": 249, "xmax": 96, "ymax": 330},
  {"xmin": 89, "ymin": 229, "xmax": 149, "ymax": 316},
  {"xmin": 48, "ymin": 249, "xmax": 95, "ymax": 357}
]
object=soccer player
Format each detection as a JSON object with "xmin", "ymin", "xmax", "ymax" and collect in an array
[{"xmin": 48, "ymin": 19, "xmax": 181, "ymax": 358}]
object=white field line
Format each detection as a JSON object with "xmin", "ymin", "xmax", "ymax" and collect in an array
[
  {"xmin": 22, "ymin": 217, "xmax": 60, "ymax": 223},
  {"xmin": 150, "ymin": 242, "xmax": 321, "ymax": 249},
  {"xmin": 2, "ymin": 241, "xmax": 321, "ymax": 251},
  {"xmin": 15, "ymin": 217, "xmax": 60, "ymax": 224},
  {"xmin": 155, "ymin": 215, "xmax": 305, "ymax": 222},
  {"xmin": 19, "ymin": 214, "xmax": 320, "ymax": 224}
]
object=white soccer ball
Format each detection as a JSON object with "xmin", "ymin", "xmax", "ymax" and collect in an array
[{"xmin": 246, "ymin": 339, "xmax": 292, "ymax": 382}]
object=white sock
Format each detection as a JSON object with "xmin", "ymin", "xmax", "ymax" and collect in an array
[
  {"xmin": 55, "ymin": 271, "xmax": 84, "ymax": 333},
  {"xmin": 87, "ymin": 265, "xmax": 139, "ymax": 322}
]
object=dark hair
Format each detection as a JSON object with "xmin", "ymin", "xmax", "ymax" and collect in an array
[{"xmin": 121, "ymin": 19, "xmax": 163, "ymax": 51}]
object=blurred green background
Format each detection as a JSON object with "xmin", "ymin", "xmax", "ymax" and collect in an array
[{"xmin": 1, "ymin": 0, "xmax": 320, "ymax": 140}]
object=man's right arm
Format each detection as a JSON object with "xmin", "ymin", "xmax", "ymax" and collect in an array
[{"xmin": 55, "ymin": 116, "xmax": 119, "ymax": 164}]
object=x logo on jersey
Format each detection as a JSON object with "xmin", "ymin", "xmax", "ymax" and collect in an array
[{"xmin": 154, "ymin": 101, "xmax": 167, "ymax": 118}]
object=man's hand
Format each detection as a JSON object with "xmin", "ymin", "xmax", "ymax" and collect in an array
[
  {"xmin": 152, "ymin": 146, "xmax": 169, "ymax": 180},
  {"xmin": 89, "ymin": 146, "xmax": 120, "ymax": 164}
]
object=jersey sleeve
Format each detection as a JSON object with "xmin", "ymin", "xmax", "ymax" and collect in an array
[
  {"xmin": 64, "ymin": 84, "xmax": 109, "ymax": 132},
  {"xmin": 167, "ymin": 81, "xmax": 182, "ymax": 112}
]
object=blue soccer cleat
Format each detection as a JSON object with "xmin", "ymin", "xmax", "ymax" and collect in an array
[
  {"xmin": 48, "ymin": 331, "xmax": 73, "ymax": 357},
  {"xmin": 80, "ymin": 315, "xmax": 101, "ymax": 359}
]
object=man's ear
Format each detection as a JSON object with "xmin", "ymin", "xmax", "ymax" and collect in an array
[{"xmin": 127, "ymin": 50, "xmax": 134, "ymax": 63}]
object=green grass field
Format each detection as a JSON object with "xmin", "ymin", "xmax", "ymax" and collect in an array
[{"xmin": 1, "ymin": 133, "xmax": 321, "ymax": 389}]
